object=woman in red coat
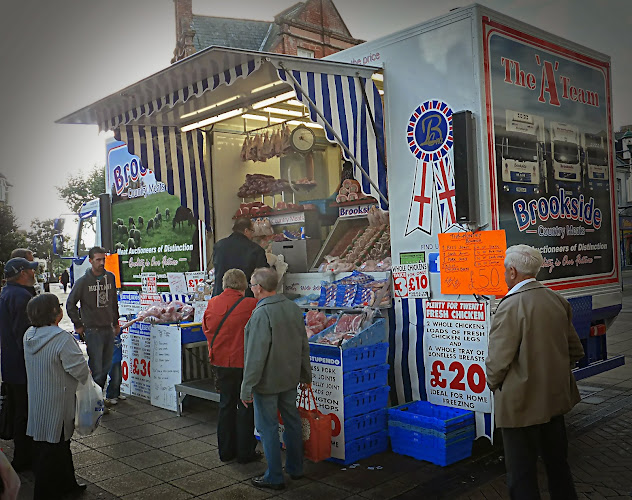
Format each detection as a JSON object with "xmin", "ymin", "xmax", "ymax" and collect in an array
[{"xmin": 203, "ymin": 268, "xmax": 259, "ymax": 463}]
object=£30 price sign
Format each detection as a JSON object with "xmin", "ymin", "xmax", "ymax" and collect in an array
[
  {"xmin": 429, "ymin": 360, "xmax": 486, "ymax": 393},
  {"xmin": 122, "ymin": 358, "xmax": 151, "ymax": 381}
]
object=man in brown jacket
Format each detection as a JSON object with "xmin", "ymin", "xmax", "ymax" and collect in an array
[{"xmin": 486, "ymin": 244, "xmax": 585, "ymax": 499}]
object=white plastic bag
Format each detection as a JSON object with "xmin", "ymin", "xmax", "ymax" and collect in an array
[{"xmin": 75, "ymin": 375, "xmax": 105, "ymax": 436}]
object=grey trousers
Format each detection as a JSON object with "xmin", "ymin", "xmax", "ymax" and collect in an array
[{"xmin": 84, "ymin": 328, "xmax": 115, "ymax": 389}]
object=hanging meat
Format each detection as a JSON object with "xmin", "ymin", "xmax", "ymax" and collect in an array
[
  {"xmin": 281, "ymin": 124, "xmax": 291, "ymax": 154},
  {"xmin": 260, "ymin": 132, "xmax": 272, "ymax": 161},
  {"xmin": 240, "ymin": 135, "xmax": 250, "ymax": 162}
]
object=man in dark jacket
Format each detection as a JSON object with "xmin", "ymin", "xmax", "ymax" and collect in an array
[
  {"xmin": 241, "ymin": 267, "xmax": 311, "ymax": 490},
  {"xmin": 213, "ymin": 218, "xmax": 268, "ymax": 298},
  {"xmin": 66, "ymin": 247, "xmax": 119, "ymax": 389},
  {"xmin": 0, "ymin": 257, "xmax": 38, "ymax": 471}
]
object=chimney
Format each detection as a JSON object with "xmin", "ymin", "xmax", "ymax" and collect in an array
[{"xmin": 171, "ymin": 0, "xmax": 196, "ymax": 63}]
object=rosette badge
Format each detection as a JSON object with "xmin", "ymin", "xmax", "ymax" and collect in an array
[{"xmin": 408, "ymin": 100, "xmax": 453, "ymax": 162}]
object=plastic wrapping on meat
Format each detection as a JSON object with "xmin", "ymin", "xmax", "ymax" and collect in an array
[{"xmin": 318, "ymin": 283, "xmax": 337, "ymax": 307}]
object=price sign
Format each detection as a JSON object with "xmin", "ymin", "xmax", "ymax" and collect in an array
[
  {"xmin": 392, "ymin": 263, "xmax": 429, "ymax": 299},
  {"xmin": 141, "ymin": 272, "xmax": 157, "ymax": 294},
  {"xmin": 423, "ymin": 300, "xmax": 491, "ymax": 413},
  {"xmin": 185, "ymin": 271, "xmax": 205, "ymax": 293},
  {"xmin": 122, "ymin": 357, "xmax": 151, "ymax": 380},
  {"xmin": 167, "ymin": 272, "xmax": 187, "ymax": 295},
  {"xmin": 392, "ymin": 265, "xmax": 408, "ymax": 298},
  {"xmin": 406, "ymin": 262, "xmax": 429, "ymax": 299}
]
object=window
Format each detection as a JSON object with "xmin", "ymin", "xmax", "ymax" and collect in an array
[
  {"xmin": 297, "ymin": 48, "xmax": 315, "ymax": 58},
  {"xmin": 76, "ymin": 214, "xmax": 97, "ymax": 257},
  {"xmin": 617, "ymin": 178, "xmax": 622, "ymax": 207}
]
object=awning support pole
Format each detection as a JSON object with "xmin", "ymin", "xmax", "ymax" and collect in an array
[
  {"xmin": 357, "ymin": 75, "xmax": 388, "ymax": 172},
  {"xmin": 278, "ymin": 62, "xmax": 388, "ymax": 207}
]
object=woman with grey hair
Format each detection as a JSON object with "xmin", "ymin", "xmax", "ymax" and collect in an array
[
  {"xmin": 23, "ymin": 293, "xmax": 90, "ymax": 499},
  {"xmin": 202, "ymin": 269, "xmax": 259, "ymax": 463}
]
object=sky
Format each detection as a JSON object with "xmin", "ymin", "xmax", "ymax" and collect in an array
[{"xmin": 0, "ymin": 0, "xmax": 630, "ymax": 229}]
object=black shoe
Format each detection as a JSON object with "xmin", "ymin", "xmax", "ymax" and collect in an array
[
  {"xmin": 237, "ymin": 450, "xmax": 263, "ymax": 464},
  {"xmin": 289, "ymin": 473, "xmax": 304, "ymax": 480},
  {"xmin": 62, "ymin": 482, "xmax": 88, "ymax": 495},
  {"xmin": 251, "ymin": 476, "xmax": 285, "ymax": 490}
]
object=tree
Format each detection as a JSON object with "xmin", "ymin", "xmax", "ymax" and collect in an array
[
  {"xmin": 26, "ymin": 218, "xmax": 73, "ymax": 279},
  {"xmin": 0, "ymin": 205, "xmax": 28, "ymax": 268},
  {"xmin": 56, "ymin": 165, "xmax": 105, "ymax": 213}
]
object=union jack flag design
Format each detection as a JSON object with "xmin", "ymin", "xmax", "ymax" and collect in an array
[
  {"xmin": 432, "ymin": 156, "xmax": 457, "ymax": 231},
  {"xmin": 406, "ymin": 160, "xmax": 434, "ymax": 235}
]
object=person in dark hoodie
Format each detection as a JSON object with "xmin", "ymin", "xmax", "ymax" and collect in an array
[
  {"xmin": 66, "ymin": 246, "xmax": 119, "ymax": 389},
  {"xmin": 0, "ymin": 257, "xmax": 38, "ymax": 472},
  {"xmin": 24, "ymin": 293, "xmax": 89, "ymax": 499}
]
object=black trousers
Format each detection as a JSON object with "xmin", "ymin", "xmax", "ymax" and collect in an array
[
  {"xmin": 33, "ymin": 433, "xmax": 79, "ymax": 500},
  {"xmin": 5, "ymin": 383, "xmax": 32, "ymax": 470},
  {"xmin": 501, "ymin": 415, "xmax": 577, "ymax": 500},
  {"xmin": 215, "ymin": 366, "xmax": 257, "ymax": 462}
]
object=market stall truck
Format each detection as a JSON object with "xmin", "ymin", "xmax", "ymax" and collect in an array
[
  {"xmin": 326, "ymin": 3, "xmax": 623, "ymax": 436},
  {"xmin": 548, "ymin": 122, "xmax": 583, "ymax": 196}
]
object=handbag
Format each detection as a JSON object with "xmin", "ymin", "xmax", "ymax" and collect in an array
[
  {"xmin": 74, "ymin": 374, "xmax": 105, "ymax": 436},
  {"xmin": 0, "ymin": 383, "xmax": 14, "ymax": 440},
  {"xmin": 298, "ymin": 386, "xmax": 332, "ymax": 462},
  {"xmin": 209, "ymin": 296, "xmax": 246, "ymax": 389}
]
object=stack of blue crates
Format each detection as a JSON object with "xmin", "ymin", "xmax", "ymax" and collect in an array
[
  {"xmin": 388, "ymin": 401, "xmax": 475, "ymax": 466},
  {"xmin": 309, "ymin": 318, "xmax": 390, "ymax": 464}
]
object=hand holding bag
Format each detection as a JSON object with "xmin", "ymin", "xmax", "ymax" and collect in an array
[
  {"xmin": 75, "ymin": 375, "xmax": 105, "ymax": 436},
  {"xmin": 298, "ymin": 386, "xmax": 332, "ymax": 462}
]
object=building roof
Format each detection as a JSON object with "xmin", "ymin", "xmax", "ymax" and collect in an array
[{"xmin": 191, "ymin": 16, "xmax": 273, "ymax": 52}]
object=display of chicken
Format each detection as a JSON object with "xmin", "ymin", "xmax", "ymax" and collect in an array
[
  {"xmin": 237, "ymin": 174, "xmax": 291, "ymax": 198},
  {"xmin": 240, "ymin": 125, "xmax": 293, "ymax": 162},
  {"xmin": 121, "ymin": 301, "xmax": 195, "ymax": 328}
]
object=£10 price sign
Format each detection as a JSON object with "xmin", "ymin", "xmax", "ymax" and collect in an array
[
  {"xmin": 392, "ymin": 263, "xmax": 430, "ymax": 299},
  {"xmin": 422, "ymin": 300, "xmax": 491, "ymax": 413}
]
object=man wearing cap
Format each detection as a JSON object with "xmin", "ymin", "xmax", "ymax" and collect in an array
[
  {"xmin": 0, "ymin": 257, "xmax": 39, "ymax": 471},
  {"xmin": 66, "ymin": 247, "xmax": 119, "ymax": 390}
]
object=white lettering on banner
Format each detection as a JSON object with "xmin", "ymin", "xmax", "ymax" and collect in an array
[
  {"xmin": 423, "ymin": 300, "xmax": 492, "ymax": 413},
  {"xmin": 150, "ymin": 325, "xmax": 182, "ymax": 411},
  {"xmin": 339, "ymin": 204, "xmax": 377, "ymax": 218}
]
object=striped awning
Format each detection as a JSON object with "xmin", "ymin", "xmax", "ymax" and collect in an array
[
  {"xmin": 114, "ymin": 126, "xmax": 212, "ymax": 231},
  {"xmin": 276, "ymin": 66, "xmax": 388, "ymax": 208}
]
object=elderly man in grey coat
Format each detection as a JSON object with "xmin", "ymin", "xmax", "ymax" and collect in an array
[
  {"xmin": 241, "ymin": 267, "xmax": 312, "ymax": 491},
  {"xmin": 24, "ymin": 293, "xmax": 90, "ymax": 499},
  {"xmin": 486, "ymin": 245, "xmax": 585, "ymax": 500}
]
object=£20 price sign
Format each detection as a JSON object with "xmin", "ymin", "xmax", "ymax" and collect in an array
[{"xmin": 422, "ymin": 300, "xmax": 491, "ymax": 413}]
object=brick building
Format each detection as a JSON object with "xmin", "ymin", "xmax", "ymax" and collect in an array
[{"xmin": 171, "ymin": 0, "xmax": 364, "ymax": 63}]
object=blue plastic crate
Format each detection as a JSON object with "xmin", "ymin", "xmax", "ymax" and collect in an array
[
  {"xmin": 342, "ymin": 343, "xmax": 388, "ymax": 371},
  {"xmin": 343, "ymin": 364, "xmax": 389, "ymax": 395},
  {"xmin": 344, "ymin": 385, "xmax": 390, "ymax": 418},
  {"xmin": 181, "ymin": 323, "xmax": 205, "ymax": 344},
  {"xmin": 328, "ymin": 430, "xmax": 389, "ymax": 465},
  {"xmin": 344, "ymin": 409, "xmax": 387, "ymax": 441},
  {"xmin": 388, "ymin": 426, "xmax": 473, "ymax": 466},
  {"xmin": 389, "ymin": 421, "xmax": 475, "ymax": 444},
  {"xmin": 388, "ymin": 401, "xmax": 474, "ymax": 434},
  {"xmin": 309, "ymin": 318, "xmax": 387, "ymax": 350}
]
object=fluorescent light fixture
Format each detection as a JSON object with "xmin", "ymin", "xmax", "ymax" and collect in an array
[
  {"xmin": 251, "ymin": 81, "xmax": 284, "ymax": 94},
  {"xmin": 180, "ymin": 96, "xmax": 240, "ymax": 120},
  {"xmin": 286, "ymin": 99, "xmax": 306, "ymax": 107},
  {"xmin": 181, "ymin": 108, "xmax": 245, "ymax": 131},
  {"xmin": 262, "ymin": 107, "xmax": 304, "ymax": 117},
  {"xmin": 242, "ymin": 114, "xmax": 285, "ymax": 123},
  {"xmin": 251, "ymin": 91, "xmax": 295, "ymax": 110},
  {"xmin": 288, "ymin": 120, "xmax": 323, "ymax": 129},
  {"xmin": 372, "ymin": 73, "xmax": 384, "ymax": 82},
  {"xmin": 378, "ymin": 89, "xmax": 384, "ymax": 95}
]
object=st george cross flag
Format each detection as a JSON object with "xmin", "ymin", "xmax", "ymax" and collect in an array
[
  {"xmin": 405, "ymin": 160, "xmax": 434, "ymax": 235},
  {"xmin": 433, "ymin": 156, "xmax": 457, "ymax": 231}
]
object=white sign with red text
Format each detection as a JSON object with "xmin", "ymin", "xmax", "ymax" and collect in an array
[
  {"xmin": 423, "ymin": 300, "xmax": 491, "ymax": 413},
  {"xmin": 121, "ymin": 321, "xmax": 152, "ymax": 400},
  {"xmin": 141, "ymin": 272, "xmax": 157, "ymax": 294},
  {"xmin": 392, "ymin": 263, "xmax": 430, "ymax": 299},
  {"xmin": 185, "ymin": 271, "xmax": 206, "ymax": 294}
]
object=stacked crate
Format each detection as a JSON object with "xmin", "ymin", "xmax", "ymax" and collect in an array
[
  {"xmin": 388, "ymin": 401, "xmax": 475, "ymax": 466},
  {"xmin": 309, "ymin": 318, "xmax": 390, "ymax": 465}
]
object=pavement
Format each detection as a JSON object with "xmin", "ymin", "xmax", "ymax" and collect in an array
[{"xmin": 2, "ymin": 278, "xmax": 632, "ymax": 499}]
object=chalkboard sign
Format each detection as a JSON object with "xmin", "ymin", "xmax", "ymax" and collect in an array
[{"xmin": 150, "ymin": 325, "xmax": 182, "ymax": 411}]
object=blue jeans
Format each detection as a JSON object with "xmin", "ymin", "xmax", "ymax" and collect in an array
[
  {"xmin": 84, "ymin": 328, "xmax": 114, "ymax": 389},
  {"xmin": 105, "ymin": 362, "xmax": 122, "ymax": 399},
  {"xmin": 253, "ymin": 389, "xmax": 303, "ymax": 484}
]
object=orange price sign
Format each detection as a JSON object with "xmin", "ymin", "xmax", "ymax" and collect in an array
[{"xmin": 438, "ymin": 230, "xmax": 508, "ymax": 296}]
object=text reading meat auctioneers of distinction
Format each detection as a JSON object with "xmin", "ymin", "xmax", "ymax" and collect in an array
[{"xmin": 438, "ymin": 230, "xmax": 508, "ymax": 296}]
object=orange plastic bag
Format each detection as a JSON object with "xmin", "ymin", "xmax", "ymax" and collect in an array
[{"xmin": 298, "ymin": 386, "xmax": 332, "ymax": 462}]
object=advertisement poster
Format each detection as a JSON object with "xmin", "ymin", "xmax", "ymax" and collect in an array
[
  {"xmin": 423, "ymin": 300, "xmax": 491, "ymax": 413},
  {"xmin": 309, "ymin": 350, "xmax": 345, "ymax": 461},
  {"xmin": 121, "ymin": 321, "xmax": 152, "ymax": 400},
  {"xmin": 484, "ymin": 19, "xmax": 616, "ymax": 282},
  {"xmin": 106, "ymin": 140, "xmax": 200, "ymax": 289},
  {"xmin": 150, "ymin": 325, "xmax": 182, "ymax": 412}
]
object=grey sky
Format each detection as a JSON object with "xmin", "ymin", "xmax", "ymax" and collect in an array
[{"xmin": 0, "ymin": 0, "xmax": 630, "ymax": 228}]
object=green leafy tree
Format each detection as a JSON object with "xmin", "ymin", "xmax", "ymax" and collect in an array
[
  {"xmin": 26, "ymin": 218, "xmax": 57, "ymax": 279},
  {"xmin": 56, "ymin": 165, "xmax": 105, "ymax": 213},
  {"xmin": 0, "ymin": 205, "xmax": 28, "ymax": 268}
]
